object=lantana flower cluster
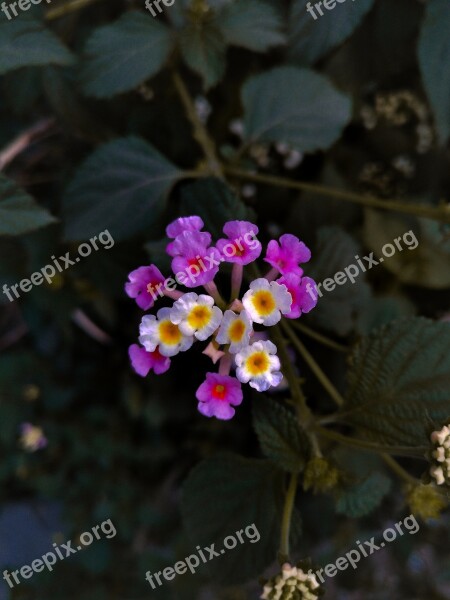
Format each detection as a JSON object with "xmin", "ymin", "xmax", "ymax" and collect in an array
[
  {"xmin": 126, "ymin": 216, "xmax": 317, "ymax": 420},
  {"xmin": 260, "ymin": 563, "xmax": 322, "ymax": 600},
  {"xmin": 429, "ymin": 424, "xmax": 450, "ymax": 486}
]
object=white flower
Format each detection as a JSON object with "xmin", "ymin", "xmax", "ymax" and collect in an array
[
  {"xmin": 139, "ymin": 307, "xmax": 194, "ymax": 357},
  {"xmin": 235, "ymin": 340, "xmax": 282, "ymax": 392},
  {"xmin": 242, "ymin": 278, "xmax": 292, "ymax": 326},
  {"xmin": 170, "ymin": 293, "xmax": 223, "ymax": 341},
  {"xmin": 215, "ymin": 309, "xmax": 253, "ymax": 353}
]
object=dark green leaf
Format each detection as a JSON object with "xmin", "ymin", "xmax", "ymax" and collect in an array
[
  {"xmin": 336, "ymin": 472, "xmax": 391, "ymax": 518},
  {"xmin": 178, "ymin": 21, "xmax": 226, "ymax": 89},
  {"xmin": 345, "ymin": 318, "xmax": 450, "ymax": 446},
  {"xmin": 218, "ymin": 0, "xmax": 286, "ymax": 52},
  {"xmin": 306, "ymin": 226, "xmax": 371, "ymax": 336},
  {"xmin": 80, "ymin": 12, "xmax": 173, "ymax": 98},
  {"xmin": 179, "ymin": 177, "xmax": 255, "ymax": 238},
  {"xmin": 253, "ymin": 396, "xmax": 310, "ymax": 473},
  {"xmin": 288, "ymin": 0, "xmax": 374, "ymax": 66},
  {"xmin": 62, "ymin": 137, "xmax": 182, "ymax": 241},
  {"xmin": 242, "ymin": 67, "xmax": 352, "ymax": 152},
  {"xmin": 418, "ymin": 0, "xmax": 450, "ymax": 144},
  {"xmin": 0, "ymin": 175, "xmax": 57, "ymax": 236},
  {"xmin": 182, "ymin": 454, "xmax": 298, "ymax": 583},
  {"xmin": 0, "ymin": 15, "xmax": 74, "ymax": 75}
]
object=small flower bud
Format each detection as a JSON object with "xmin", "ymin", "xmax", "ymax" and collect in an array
[
  {"xmin": 260, "ymin": 563, "xmax": 322, "ymax": 600},
  {"xmin": 407, "ymin": 484, "xmax": 447, "ymax": 520},
  {"xmin": 429, "ymin": 424, "xmax": 450, "ymax": 486},
  {"xmin": 303, "ymin": 457, "xmax": 339, "ymax": 494}
]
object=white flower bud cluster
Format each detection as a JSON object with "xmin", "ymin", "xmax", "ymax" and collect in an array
[
  {"xmin": 261, "ymin": 563, "xmax": 321, "ymax": 600},
  {"xmin": 430, "ymin": 425, "xmax": 450, "ymax": 486}
]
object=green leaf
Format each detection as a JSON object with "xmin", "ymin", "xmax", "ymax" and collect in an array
[
  {"xmin": 345, "ymin": 318, "xmax": 450, "ymax": 446},
  {"xmin": 179, "ymin": 177, "xmax": 255, "ymax": 238},
  {"xmin": 288, "ymin": 0, "xmax": 374, "ymax": 66},
  {"xmin": 363, "ymin": 210, "xmax": 450, "ymax": 290},
  {"xmin": 242, "ymin": 67, "xmax": 352, "ymax": 152},
  {"xmin": 253, "ymin": 396, "xmax": 310, "ymax": 473},
  {"xmin": 336, "ymin": 473, "xmax": 391, "ymax": 518},
  {"xmin": 0, "ymin": 175, "xmax": 57, "ymax": 236},
  {"xmin": 62, "ymin": 137, "xmax": 182, "ymax": 241},
  {"xmin": 80, "ymin": 12, "xmax": 173, "ymax": 98},
  {"xmin": 306, "ymin": 226, "xmax": 371, "ymax": 336},
  {"xmin": 0, "ymin": 15, "xmax": 74, "ymax": 75},
  {"xmin": 178, "ymin": 21, "xmax": 226, "ymax": 89},
  {"xmin": 182, "ymin": 454, "xmax": 299, "ymax": 583},
  {"xmin": 418, "ymin": 0, "xmax": 450, "ymax": 144},
  {"xmin": 218, "ymin": 0, "xmax": 286, "ymax": 52}
]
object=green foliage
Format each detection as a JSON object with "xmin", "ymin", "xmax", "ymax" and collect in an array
[
  {"xmin": 219, "ymin": 0, "xmax": 286, "ymax": 52},
  {"xmin": 336, "ymin": 472, "xmax": 391, "ymax": 518},
  {"xmin": 242, "ymin": 67, "xmax": 352, "ymax": 152},
  {"xmin": 179, "ymin": 20, "xmax": 227, "ymax": 89},
  {"xmin": 182, "ymin": 454, "xmax": 299, "ymax": 583},
  {"xmin": 0, "ymin": 15, "xmax": 73, "ymax": 75},
  {"xmin": 252, "ymin": 396, "xmax": 310, "ymax": 473},
  {"xmin": 288, "ymin": 0, "xmax": 374, "ymax": 65},
  {"xmin": 180, "ymin": 177, "xmax": 254, "ymax": 237},
  {"xmin": 80, "ymin": 12, "xmax": 174, "ymax": 98},
  {"xmin": 62, "ymin": 137, "xmax": 182, "ymax": 241},
  {"xmin": 345, "ymin": 318, "xmax": 450, "ymax": 446},
  {"xmin": 0, "ymin": 175, "xmax": 56, "ymax": 236},
  {"xmin": 418, "ymin": 0, "xmax": 450, "ymax": 144}
]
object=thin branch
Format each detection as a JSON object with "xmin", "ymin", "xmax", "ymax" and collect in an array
[
  {"xmin": 315, "ymin": 426, "xmax": 428, "ymax": 458},
  {"xmin": 279, "ymin": 472, "xmax": 298, "ymax": 562},
  {"xmin": 172, "ymin": 72, "xmax": 222, "ymax": 176},
  {"xmin": 0, "ymin": 119, "xmax": 56, "ymax": 171},
  {"xmin": 382, "ymin": 454, "xmax": 419, "ymax": 485},
  {"xmin": 289, "ymin": 320, "xmax": 348, "ymax": 353},
  {"xmin": 45, "ymin": 0, "xmax": 105, "ymax": 20},
  {"xmin": 224, "ymin": 166, "xmax": 450, "ymax": 225},
  {"xmin": 281, "ymin": 320, "xmax": 344, "ymax": 407}
]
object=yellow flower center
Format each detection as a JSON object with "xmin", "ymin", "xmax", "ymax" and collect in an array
[
  {"xmin": 158, "ymin": 321, "xmax": 182, "ymax": 345},
  {"xmin": 212, "ymin": 384, "xmax": 226, "ymax": 399},
  {"xmin": 245, "ymin": 351, "xmax": 270, "ymax": 376},
  {"xmin": 228, "ymin": 319, "xmax": 246, "ymax": 343},
  {"xmin": 252, "ymin": 290, "xmax": 276, "ymax": 316},
  {"xmin": 187, "ymin": 305, "xmax": 212, "ymax": 329}
]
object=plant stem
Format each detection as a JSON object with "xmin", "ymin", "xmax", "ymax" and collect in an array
[
  {"xmin": 289, "ymin": 320, "xmax": 348, "ymax": 353},
  {"xmin": 45, "ymin": 0, "xmax": 104, "ymax": 19},
  {"xmin": 279, "ymin": 472, "xmax": 298, "ymax": 561},
  {"xmin": 281, "ymin": 321, "xmax": 344, "ymax": 407},
  {"xmin": 314, "ymin": 425, "xmax": 428, "ymax": 458},
  {"xmin": 382, "ymin": 454, "xmax": 419, "ymax": 485},
  {"xmin": 173, "ymin": 73, "xmax": 222, "ymax": 176},
  {"xmin": 224, "ymin": 166, "xmax": 450, "ymax": 225},
  {"xmin": 271, "ymin": 325, "xmax": 312, "ymax": 425}
]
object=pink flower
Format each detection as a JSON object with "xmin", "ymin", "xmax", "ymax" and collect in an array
[
  {"xmin": 166, "ymin": 216, "xmax": 211, "ymax": 257},
  {"xmin": 216, "ymin": 220, "xmax": 262, "ymax": 265},
  {"xmin": 125, "ymin": 265, "xmax": 165, "ymax": 310},
  {"xmin": 129, "ymin": 344, "xmax": 170, "ymax": 376},
  {"xmin": 171, "ymin": 231, "xmax": 221, "ymax": 288},
  {"xmin": 276, "ymin": 275, "xmax": 318, "ymax": 319},
  {"xmin": 264, "ymin": 234, "xmax": 311, "ymax": 277},
  {"xmin": 196, "ymin": 373, "xmax": 243, "ymax": 420}
]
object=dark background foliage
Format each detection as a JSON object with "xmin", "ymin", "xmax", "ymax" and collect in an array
[{"xmin": 0, "ymin": 0, "xmax": 450, "ymax": 598}]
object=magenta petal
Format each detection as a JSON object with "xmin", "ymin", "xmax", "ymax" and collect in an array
[
  {"xmin": 195, "ymin": 373, "xmax": 243, "ymax": 420},
  {"xmin": 125, "ymin": 265, "xmax": 165, "ymax": 309},
  {"xmin": 129, "ymin": 344, "xmax": 154, "ymax": 377},
  {"xmin": 166, "ymin": 216, "xmax": 204, "ymax": 238}
]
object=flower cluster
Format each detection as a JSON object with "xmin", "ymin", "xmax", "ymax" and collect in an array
[
  {"xmin": 429, "ymin": 424, "xmax": 450, "ymax": 486},
  {"xmin": 261, "ymin": 563, "xmax": 322, "ymax": 600},
  {"xmin": 126, "ymin": 216, "xmax": 317, "ymax": 420}
]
